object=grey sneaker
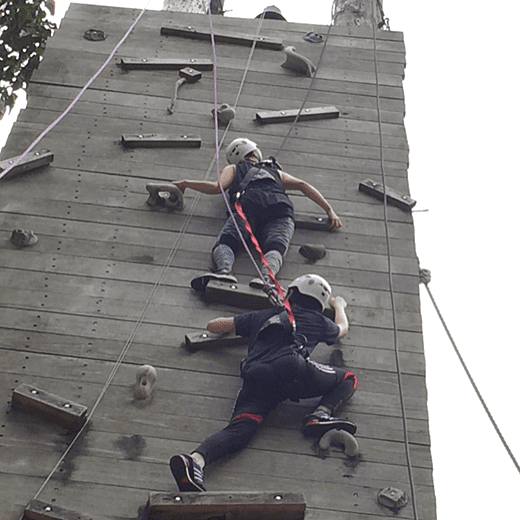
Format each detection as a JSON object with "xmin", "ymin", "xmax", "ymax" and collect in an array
[
  {"xmin": 169, "ymin": 454, "xmax": 205, "ymax": 492},
  {"xmin": 302, "ymin": 410, "xmax": 357, "ymax": 437}
]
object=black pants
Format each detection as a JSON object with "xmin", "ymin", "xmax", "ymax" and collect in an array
[{"xmin": 195, "ymin": 360, "xmax": 357, "ymax": 465}]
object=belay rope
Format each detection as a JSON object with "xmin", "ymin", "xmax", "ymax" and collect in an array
[{"xmin": 233, "ymin": 200, "xmax": 296, "ymax": 328}]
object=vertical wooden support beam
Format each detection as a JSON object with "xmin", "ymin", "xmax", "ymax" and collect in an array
[{"xmin": 332, "ymin": 0, "xmax": 383, "ymax": 28}]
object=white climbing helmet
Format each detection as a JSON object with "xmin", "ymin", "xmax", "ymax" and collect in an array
[
  {"xmin": 225, "ymin": 138, "xmax": 262, "ymax": 164},
  {"xmin": 288, "ymin": 274, "xmax": 332, "ymax": 312}
]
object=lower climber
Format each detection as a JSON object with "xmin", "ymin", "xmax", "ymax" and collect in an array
[
  {"xmin": 172, "ymin": 137, "xmax": 342, "ymax": 291},
  {"xmin": 169, "ymin": 274, "xmax": 357, "ymax": 492}
]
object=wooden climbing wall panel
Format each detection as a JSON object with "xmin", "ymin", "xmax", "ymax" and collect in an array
[{"xmin": 0, "ymin": 4, "xmax": 436, "ymax": 520}]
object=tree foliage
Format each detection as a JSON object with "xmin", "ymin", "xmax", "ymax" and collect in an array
[{"xmin": 0, "ymin": 0, "xmax": 56, "ymax": 117}]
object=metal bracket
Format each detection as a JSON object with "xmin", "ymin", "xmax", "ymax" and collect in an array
[
  {"xmin": 121, "ymin": 134, "xmax": 201, "ymax": 148},
  {"xmin": 256, "ymin": 106, "xmax": 339, "ymax": 125},
  {"xmin": 12, "ymin": 383, "xmax": 88, "ymax": 431},
  {"xmin": 160, "ymin": 25, "xmax": 284, "ymax": 50},
  {"xmin": 358, "ymin": 179, "xmax": 416, "ymax": 211},
  {"xmin": 119, "ymin": 58, "xmax": 213, "ymax": 71},
  {"xmin": 0, "ymin": 149, "xmax": 53, "ymax": 178}
]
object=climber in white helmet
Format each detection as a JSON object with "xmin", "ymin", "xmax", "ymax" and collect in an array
[
  {"xmin": 169, "ymin": 273, "xmax": 357, "ymax": 492},
  {"xmin": 173, "ymin": 138, "xmax": 342, "ymax": 291}
]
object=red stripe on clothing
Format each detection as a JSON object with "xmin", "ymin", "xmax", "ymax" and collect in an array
[
  {"xmin": 231, "ymin": 413, "xmax": 264, "ymax": 424},
  {"xmin": 343, "ymin": 371, "xmax": 358, "ymax": 389}
]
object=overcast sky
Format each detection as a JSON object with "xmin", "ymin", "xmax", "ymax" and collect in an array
[{"xmin": 2, "ymin": 1, "xmax": 519, "ymax": 518}]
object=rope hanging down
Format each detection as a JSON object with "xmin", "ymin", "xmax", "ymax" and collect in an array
[
  {"xmin": 420, "ymin": 270, "xmax": 520, "ymax": 476},
  {"xmin": 369, "ymin": 10, "xmax": 420, "ymax": 520}
]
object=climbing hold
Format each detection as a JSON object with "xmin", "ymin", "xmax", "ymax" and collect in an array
[
  {"xmin": 303, "ymin": 32, "xmax": 323, "ymax": 43},
  {"xmin": 419, "ymin": 268, "xmax": 431, "ymax": 285},
  {"xmin": 134, "ymin": 365, "xmax": 157, "ymax": 400},
  {"xmin": 281, "ymin": 46, "xmax": 316, "ymax": 77},
  {"xmin": 212, "ymin": 103, "xmax": 236, "ymax": 126},
  {"xmin": 146, "ymin": 183, "xmax": 184, "ymax": 211},
  {"xmin": 83, "ymin": 29, "xmax": 106, "ymax": 41},
  {"xmin": 377, "ymin": 487, "xmax": 408, "ymax": 510},
  {"xmin": 318, "ymin": 428, "xmax": 359, "ymax": 457},
  {"xmin": 299, "ymin": 244, "xmax": 326, "ymax": 261},
  {"xmin": 190, "ymin": 270, "xmax": 238, "ymax": 292},
  {"xmin": 10, "ymin": 229, "xmax": 38, "ymax": 247}
]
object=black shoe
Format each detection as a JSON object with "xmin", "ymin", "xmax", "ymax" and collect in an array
[
  {"xmin": 169, "ymin": 454, "xmax": 205, "ymax": 492},
  {"xmin": 190, "ymin": 270, "xmax": 238, "ymax": 292},
  {"xmin": 302, "ymin": 410, "xmax": 357, "ymax": 437}
]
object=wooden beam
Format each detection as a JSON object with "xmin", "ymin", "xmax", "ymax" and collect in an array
[
  {"xmin": 333, "ymin": 0, "xmax": 382, "ymax": 29},
  {"xmin": 12, "ymin": 383, "xmax": 88, "ymax": 431},
  {"xmin": 160, "ymin": 25, "xmax": 284, "ymax": 50},
  {"xmin": 148, "ymin": 491, "xmax": 306, "ymax": 520},
  {"xmin": 119, "ymin": 58, "xmax": 213, "ymax": 71},
  {"xmin": 121, "ymin": 134, "xmax": 202, "ymax": 148},
  {"xmin": 24, "ymin": 500, "xmax": 92, "ymax": 520},
  {"xmin": 184, "ymin": 331, "xmax": 246, "ymax": 351},
  {"xmin": 358, "ymin": 178, "xmax": 416, "ymax": 211},
  {"xmin": 294, "ymin": 213, "xmax": 332, "ymax": 231},
  {"xmin": 205, "ymin": 279, "xmax": 272, "ymax": 310},
  {"xmin": 0, "ymin": 149, "xmax": 53, "ymax": 179},
  {"xmin": 256, "ymin": 106, "xmax": 339, "ymax": 125}
]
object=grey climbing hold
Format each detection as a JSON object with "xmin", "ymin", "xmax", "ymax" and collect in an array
[
  {"xmin": 377, "ymin": 487, "xmax": 408, "ymax": 510},
  {"xmin": 10, "ymin": 229, "xmax": 38, "ymax": 247},
  {"xmin": 299, "ymin": 243, "xmax": 326, "ymax": 261},
  {"xmin": 304, "ymin": 31, "xmax": 323, "ymax": 43},
  {"xmin": 146, "ymin": 183, "xmax": 184, "ymax": 211},
  {"xmin": 212, "ymin": 103, "xmax": 236, "ymax": 125},
  {"xmin": 319, "ymin": 428, "xmax": 359, "ymax": 457},
  {"xmin": 83, "ymin": 29, "xmax": 106, "ymax": 41},
  {"xmin": 134, "ymin": 365, "xmax": 157, "ymax": 400},
  {"xmin": 281, "ymin": 46, "xmax": 316, "ymax": 77}
]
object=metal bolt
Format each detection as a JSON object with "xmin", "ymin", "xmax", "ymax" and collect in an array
[
  {"xmin": 202, "ymin": 333, "xmax": 208, "ymax": 338},
  {"xmin": 44, "ymin": 507, "xmax": 52, "ymax": 512},
  {"xmin": 63, "ymin": 403, "xmax": 71, "ymax": 408},
  {"xmin": 231, "ymin": 285, "xmax": 238, "ymax": 290},
  {"xmin": 35, "ymin": 151, "xmax": 40, "ymax": 156},
  {"xmin": 142, "ymin": 58, "xmax": 147, "ymax": 62},
  {"xmin": 274, "ymin": 495, "xmax": 283, "ymax": 501},
  {"xmin": 31, "ymin": 389, "xmax": 39, "ymax": 394},
  {"xmin": 281, "ymin": 111, "xmax": 286, "ymax": 115},
  {"xmin": 317, "ymin": 217, "xmax": 324, "ymax": 222},
  {"xmin": 174, "ymin": 496, "xmax": 182, "ymax": 502}
]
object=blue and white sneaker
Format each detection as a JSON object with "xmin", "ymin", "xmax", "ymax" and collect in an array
[{"xmin": 169, "ymin": 454, "xmax": 206, "ymax": 492}]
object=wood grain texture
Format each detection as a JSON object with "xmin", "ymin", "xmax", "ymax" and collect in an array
[{"xmin": 0, "ymin": 5, "xmax": 436, "ymax": 520}]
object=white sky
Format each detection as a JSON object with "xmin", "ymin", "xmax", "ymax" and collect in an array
[{"xmin": 2, "ymin": 1, "xmax": 519, "ymax": 518}]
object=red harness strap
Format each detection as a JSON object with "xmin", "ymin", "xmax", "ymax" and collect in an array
[{"xmin": 234, "ymin": 201, "xmax": 295, "ymax": 327}]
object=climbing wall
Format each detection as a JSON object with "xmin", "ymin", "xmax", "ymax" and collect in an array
[{"xmin": 0, "ymin": 3, "xmax": 436, "ymax": 520}]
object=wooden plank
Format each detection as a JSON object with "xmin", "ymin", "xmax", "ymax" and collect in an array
[
  {"xmin": 160, "ymin": 24, "xmax": 284, "ymax": 50},
  {"xmin": 359, "ymin": 179, "xmax": 416, "ymax": 211},
  {"xmin": 256, "ymin": 106, "xmax": 339, "ymax": 124},
  {"xmin": 121, "ymin": 133, "xmax": 202, "ymax": 148},
  {"xmin": 0, "ymin": 149, "xmax": 54, "ymax": 179},
  {"xmin": 12, "ymin": 383, "xmax": 88, "ymax": 430},
  {"xmin": 24, "ymin": 500, "xmax": 92, "ymax": 520},
  {"xmin": 119, "ymin": 58, "xmax": 214, "ymax": 71},
  {"xmin": 148, "ymin": 491, "xmax": 305, "ymax": 520}
]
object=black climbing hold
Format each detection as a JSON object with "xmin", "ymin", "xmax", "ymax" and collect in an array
[{"xmin": 83, "ymin": 29, "xmax": 106, "ymax": 41}]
